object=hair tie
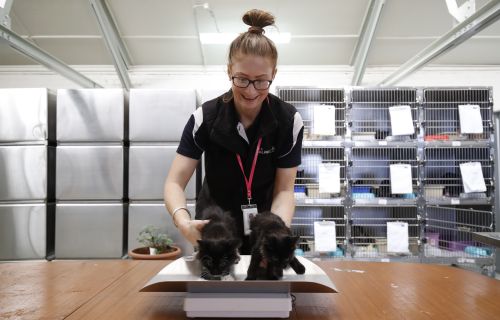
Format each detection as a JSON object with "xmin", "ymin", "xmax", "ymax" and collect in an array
[{"xmin": 248, "ymin": 26, "xmax": 265, "ymax": 34}]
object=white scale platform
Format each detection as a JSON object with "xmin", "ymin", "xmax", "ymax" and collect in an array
[{"xmin": 141, "ymin": 255, "xmax": 337, "ymax": 318}]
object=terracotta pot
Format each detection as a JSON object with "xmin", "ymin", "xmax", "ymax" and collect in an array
[{"xmin": 128, "ymin": 245, "xmax": 182, "ymax": 260}]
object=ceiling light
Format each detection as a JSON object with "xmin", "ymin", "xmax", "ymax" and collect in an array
[{"xmin": 199, "ymin": 32, "xmax": 291, "ymax": 44}]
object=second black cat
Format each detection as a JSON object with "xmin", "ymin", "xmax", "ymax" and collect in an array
[
  {"xmin": 246, "ymin": 211, "xmax": 306, "ymax": 280},
  {"xmin": 196, "ymin": 205, "xmax": 241, "ymax": 280}
]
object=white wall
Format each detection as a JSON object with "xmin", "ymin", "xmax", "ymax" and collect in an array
[{"xmin": 0, "ymin": 65, "xmax": 499, "ymax": 110}]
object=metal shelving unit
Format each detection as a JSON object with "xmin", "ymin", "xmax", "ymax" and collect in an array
[{"xmin": 278, "ymin": 86, "xmax": 495, "ymax": 274}]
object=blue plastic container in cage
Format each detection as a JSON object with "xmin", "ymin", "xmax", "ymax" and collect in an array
[
  {"xmin": 352, "ymin": 186, "xmax": 372, "ymax": 193},
  {"xmin": 400, "ymin": 193, "xmax": 416, "ymax": 199},
  {"xmin": 294, "ymin": 248, "xmax": 305, "ymax": 256},
  {"xmin": 352, "ymin": 192, "xmax": 375, "ymax": 199},
  {"xmin": 294, "ymin": 185, "xmax": 307, "ymax": 199},
  {"xmin": 294, "ymin": 185, "xmax": 307, "ymax": 193},
  {"xmin": 328, "ymin": 247, "xmax": 344, "ymax": 257},
  {"xmin": 464, "ymin": 246, "xmax": 492, "ymax": 257}
]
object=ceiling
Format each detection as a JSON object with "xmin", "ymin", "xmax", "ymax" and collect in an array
[{"xmin": 1, "ymin": 0, "xmax": 500, "ymax": 67}]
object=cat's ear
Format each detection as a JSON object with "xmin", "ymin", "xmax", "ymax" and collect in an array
[{"xmin": 197, "ymin": 239, "xmax": 207, "ymax": 249}]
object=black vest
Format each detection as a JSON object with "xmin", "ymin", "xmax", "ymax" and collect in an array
[{"xmin": 195, "ymin": 92, "xmax": 298, "ymax": 239}]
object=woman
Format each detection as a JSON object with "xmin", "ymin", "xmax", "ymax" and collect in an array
[{"xmin": 164, "ymin": 9, "xmax": 304, "ymax": 253}]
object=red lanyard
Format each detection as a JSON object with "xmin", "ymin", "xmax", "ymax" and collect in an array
[{"xmin": 236, "ymin": 137, "xmax": 262, "ymax": 204}]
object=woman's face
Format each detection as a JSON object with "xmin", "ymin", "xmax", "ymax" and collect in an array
[{"xmin": 228, "ymin": 54, "xmax": 276, "ymax": 114}]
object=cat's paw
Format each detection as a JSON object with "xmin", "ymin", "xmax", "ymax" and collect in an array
[
  {"xmin": 295, "ymin": 264, "xmax": 306, "ymax": 274},
  {"xmin": 245, "ymin": 275, "xmax": 257, "ymax": 281}
]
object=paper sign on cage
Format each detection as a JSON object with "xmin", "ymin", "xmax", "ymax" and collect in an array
[
  {"xmin": 319, "ymin": 163, "xmax": 340, "ymax": 193},
  {"xmin": 390, "ymin": 164, "xmax": 413, "ymax": 194},
  {"xmin": 312, "ymin": 105, "xmax": 336, "ymax": 135},
  {"xmin": 389, "ymin": 105, "xmax": 414, "ymax": 136},
  {"xmin": 387, "ymin": 221, "xmax": 410, "ymax": 253},
  {"xmin": 314, "ymin": 221, "xmax": 337, "ymax": 252},
  {"xmin": 459, "ymin": 162, "xmax": 487, "ymax": 193},
  {"xmin": 458, "ymin": 104, "xmax": 483, "ymax": 134}
]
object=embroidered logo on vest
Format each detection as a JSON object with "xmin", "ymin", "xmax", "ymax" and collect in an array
[{"xmin": 259, "ymin": 146, "xmax": 275, "ymax": 155}]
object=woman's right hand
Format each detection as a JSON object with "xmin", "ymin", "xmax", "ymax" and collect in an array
[{"xmin": 177, "ymin": 219, "xmax": 210, "ymax": 246}]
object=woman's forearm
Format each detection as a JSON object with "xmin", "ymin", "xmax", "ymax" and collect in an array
[
  {"xmin": 164, "ymin": 181, "xmax": 191, "ymax": 226},
  {"xmin": 270, "ymin": 190, "xmax": 296, "ymax": 227}
]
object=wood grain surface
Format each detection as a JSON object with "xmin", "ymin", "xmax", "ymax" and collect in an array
[
  {"xmin": 1, "ymin": 259, "xmax": 499, "ymax": 319},
  {"xmin": 0, "ymin": 260, "xmax": 139, "ymax": 319}
]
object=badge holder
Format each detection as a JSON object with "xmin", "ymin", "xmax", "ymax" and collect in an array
[{"xmin": 241, "ymin": 203, "xmax": 258, "ymax": 236}]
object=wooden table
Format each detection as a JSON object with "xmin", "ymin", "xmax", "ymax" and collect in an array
[{"xmin": 1, "ymin": 260, "xmax": 499, "ymax": 319}]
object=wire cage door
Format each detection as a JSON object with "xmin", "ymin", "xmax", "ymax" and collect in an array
[
  {"xmin": 350, "ymin": 88, "xmax": 418, "ymax": 141},
  {"xmin": 277, "ymin": 88, "xmax": 346, "ymax": 140},
  {"xmin": 423, "ymin": 147, "xmax": 493, "ymax": 201},
  {"xmin": 297, "ymin": 147, "xmax": 346, "ymax": 200},
  {"xmin": 350, "ymin": 147, "xmax": 418, "ymax": 201},
  {"xmin": 424, "ymin": 205, "xmax": 494, "ymax": 261},
  {"xmin": 350, "ymin": 205, "xmax": 420, "ymax": 259},
  {"xmin": 423, "ymin": 88, "xmax": 493, "ymax": 142},
  {"xmin": 292, "ymin": 206, "xmax": 346, "ymax": 257}
]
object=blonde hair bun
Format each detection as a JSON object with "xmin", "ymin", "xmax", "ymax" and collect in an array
[{"xmin": 242, "ymin": 9, "xmax": 275, "ymax": 34}]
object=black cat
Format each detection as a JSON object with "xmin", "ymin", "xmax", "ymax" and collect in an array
[
  {"xmin": 246, "ymin": 211, "xmax": 306, "ymax": 280},
  {"xmin": 196, "ymin": 205, "xmax": 241, "ymax": 280}
]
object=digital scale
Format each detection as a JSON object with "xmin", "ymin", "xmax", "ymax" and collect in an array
[{"xmin": 140, "ymin": 255, "xmax": 337, "ymax": 318}]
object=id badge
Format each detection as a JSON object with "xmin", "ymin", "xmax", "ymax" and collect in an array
[{"xmin": 241, "ymin": 204, "xmax": 258, "ymax": 236}]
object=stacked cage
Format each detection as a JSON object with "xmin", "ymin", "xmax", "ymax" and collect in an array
[
  {"xmin": 350, "ymin": 205, "xmax": 420, "ymax": 259},
  {"xmin": 349, "ymin": 88, "xmax": 419, "ymax": 143},
  {"xmin": 349, "ymin": 88, "xmax": 420, "ymax": 260},
  {"xmin": 350, "ymin": 147, "xmax": 419, "ymax": 203},
  {"xmin": 422, "ymin": 88, "xmax": 495, "ymax": 274},
  {"xmin": 279, "ymin": 86, "xmax": 494, "ymax": 271},
  {"xmin": 277, "ymin": 88, "xmax": 346, "ymax": 256},
  {"xmin": 278, "ymin": 88, "xmax": 346, "ymax": 140},
  {"xmin": 350, "ymin": 147, "xmax": 420, "ymax": 259}
]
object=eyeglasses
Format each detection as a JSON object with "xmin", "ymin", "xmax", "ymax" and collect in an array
[{"xmin": 231, "ymin": 76, "xmax": 272, "ymax": 90}]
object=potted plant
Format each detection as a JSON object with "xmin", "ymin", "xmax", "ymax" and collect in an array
[{"xmin": 128, "ymin": 225, "xmax": 181, "ymax": 260}]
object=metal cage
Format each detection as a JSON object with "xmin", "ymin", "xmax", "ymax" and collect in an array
[
  {"xmin": 350, "ymin": 205, "xmax": 420, "ymax": 259},
  {"xmin": 423, "ymin": 147, "xmax": 493, "ymax": 201},
  {"xmin": 276, "ymin": 88, "xmax": 346, "ymax": 139},
  {"xmin": 351, "ymin": 147, "xmax": 418, "ymax": 199},
  {"xmin": 350, "ymin": 88, "xmax": 418, "ymax": 141},
  {"xmin": 424, "ymin": 205, "xmax": 494, "ymax": 260},
  {"xmin": 423, "ymin": 88, "xmax": 493, "ymax": 141},
  {"xmin": 291, "ymin": 205, "xmax": 346, "ymax": 256},
  {"xmin": 297, "ymin": 146, "xmax": 346, "ymax": 199}
]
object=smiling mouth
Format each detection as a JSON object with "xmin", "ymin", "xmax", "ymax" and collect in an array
[{"xmin": 243, "ymin": 95, "xmax": 259, "ymax": 101}]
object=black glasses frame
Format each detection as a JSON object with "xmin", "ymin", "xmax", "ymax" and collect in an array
[{"xmin": 231, "ymin": 76, "xmax": 273, "ymax": 90}]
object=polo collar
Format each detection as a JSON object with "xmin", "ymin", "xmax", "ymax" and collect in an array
[{"xmin": 212, "ymin": 90, "xmax": 279, "ymax": 144}]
